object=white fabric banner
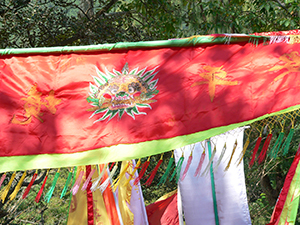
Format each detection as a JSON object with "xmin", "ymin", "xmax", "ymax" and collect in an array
[
  {"xmin": 175, "ymin": 127, "xmax": 251, "ymax": 225},
  {"xmin": 129, "ymin": 160, "xmax": 149, "ymax": 225}
]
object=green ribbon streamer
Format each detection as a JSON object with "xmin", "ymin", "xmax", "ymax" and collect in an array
[
  {"xmin": 270, "ymin": 132, "xmax": 284, "ymax": 158},
  {"xmin": 44, "ymin": 171, "xmax": 60, "ymax": 203},
  {"xmin": 170, "ymin": 156, "xmax": 184, "ymax": 182},
  {"xmin": 158, "ymin": 157, "xmax": 175, "ymax": 186},
  {"xmin": 207, "ymin": 140, "xmax": 220, "ymax": 225},
  {"xmin": 60, "ymin": 170, "xmax": 73, "ymax": 199},
  {"xmin": 281, "ymin": 128, "xmax": 295, "ymax": 156},
  {"xmin": 175, "ymin": 157, "xmax": 185, "ymax": 183}
]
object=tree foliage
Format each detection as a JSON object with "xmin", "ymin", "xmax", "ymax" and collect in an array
[{"xmin": 1, "ymin": 0, "xmax": 300, "ymax": 224}]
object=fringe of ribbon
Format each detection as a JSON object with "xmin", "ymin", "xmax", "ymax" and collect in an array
[
  {"xmin": 281, "ymin": 128, "xmax": 295, "ymax": 156},
  {"xmin": 36, "ymin": 169, "xmax": 50, "ymax": 203},
  {"xmin": 158, "ymin": 152, "xmax": 175, "ymax": 186},
  {"xmin": 22, "ymin": 170, "xmax": 38, "ymax": 199},
  {"xmin": 134, "ymin": 156, "xmax": 151, "ymax": 185},
  {"xmin": 194, "ymin": 150, "xmax": 206, "ymax": 177},
  {"xmin": 2, "ymin": 124, "xmax": 299, "ymax": 204},
  {"xmin": 236, "ymin": 137, "xmax": 250, "ymax": 166},
  {"xmin": 112, "ymin": 161, "xmax": 130, "ymax": 191},
  {"xmin": 270, "ymin": 132, "xmax": 284, "ymax": 159},
  {"xmin": 202, "ymin": 145, "xmax": 217, "ymax": 177},
  {"xmin": 82, "ymin": 167, "xmax": 95, "ymax": 191},
  {"xmin": 258, "ymin": 133, "xmax": 273, "ymax": 164},
  {"xmin": 60, "ymin": 168, "xmax": 73, "ymax": 198},
  {"xmin": 170, "ymin": 153, "xmax": 184, "ymax": 182},
  {"xmin": 249, "ymin": 136, "xmax": 262, "ymax": 167},
  {"xmin": 181, "ymin": 152, "xmax": 193, "ymax": 181},
  {"xmin": 123, "ymin": 159, "xmax": 141, "ymax": 187},
  {"xmin": 213, "ymin": 143, "xmax": 226, "ymax": 173},
  {"xmin": 9, "ymin": 171, "xmax": 27, "ymax": 201},
  {"xmin": 44, "ymin": 169, "xmax": 60, "ymax": 203},
  {"xmin": 99, "ymin": 163, "xmax": 118, "ymax": 193},
  {"xmin": 225, "ymin": 140, "xmax": 238, "ymax": 171},
  {"xmin": 71, "ymin": 170, "xmax": 84, "ymax": 195},
  {"xmin": 144, "ymin": 155, "xmax": 163, "ymax": 186},
  {"xmin": 0, "ymin": 172, "xmax": 16, "ymax": 203},
  {"xmin": 91, "ymin": 164, "xmax": 107, "ymax": 192},
  {"xmin": 0, "ymin": 173, "xmax": 6, "ymax": 189}
]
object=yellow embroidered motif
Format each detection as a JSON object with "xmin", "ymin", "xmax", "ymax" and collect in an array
[
  {"xmin": 269, "ymin": 51, "xmax": 300, "ymax": 82},
  {"xmin": 11, "ymin": 84, "xmax": 61, "ymax": 124},
  {"xmin": 191, "ymin": 65, "xmax": 238, "ymax": 102}
]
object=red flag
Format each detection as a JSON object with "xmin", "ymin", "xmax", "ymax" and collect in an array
[
  {"xmin": 268, "ymin": 145, "xmax": 300, "ymax": 225},
  {"xmin": 1, "ymin": 30, "xmax": 300, "ymax": 172},
  {"xmin": 146, "ymin": 190, "xmax": 179, "ymax": 225}
]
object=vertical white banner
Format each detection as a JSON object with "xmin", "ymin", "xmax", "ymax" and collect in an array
[{"xmin": 175, "ymin": 127, "xmax": 251, "ymax": 225}]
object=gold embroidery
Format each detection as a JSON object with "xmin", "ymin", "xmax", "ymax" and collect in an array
[
  {"xmin": 269, "ymin": 51, "xmax": 300, "ymax": 82},
  {"xmin": 11, "ymin": 84, "xmax": 61, "ymax": 124},
  {"xmin": 191, "ymin": 65, "xmax": 238, "ymax": 102}
]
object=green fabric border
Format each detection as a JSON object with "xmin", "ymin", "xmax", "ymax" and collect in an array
[
  {"xmin": 0, "ymin": 104, "xmax": 299, "ymax": 173},
  {"xmin": 0, "ymin": 35, "xmax": 266, "ymax": 56}
]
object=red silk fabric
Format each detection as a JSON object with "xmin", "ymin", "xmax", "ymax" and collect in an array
[
  {"xmin": 1, "ymin": 41, "xmax": 300, "ymax": 157},
  {"xmin": 86, "ymin": 165, "xmax": 94, "ymax": 225},
  {"xmin": 146, "ymin": 191, "xmax": 179, "ymax": 225}
]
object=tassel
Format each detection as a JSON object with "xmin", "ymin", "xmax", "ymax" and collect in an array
[
  {"xmin": 71, "ymin": 169, "xmax": 84, "ymax": 195},
  {"xmin": 0, "ymin": 172, "xmax": 16, "ymax": 203},
  {"xmin": 123, "ymin": 159, "xmax": 141, "ymax": 187},
  {"xmin": 60, "ymin": 168, "xmax": 73, "ymax": 198},
  {"xmin": 112, "ymin": 161, "xmax": 131, "ymax": 191},
  {"xmin": 0, "ymin": 173, "xmax": 6, "ymax": 189},
  {"xmin": 99, "ymin": 163, "xmax": 118, "ymax": 193},
  {"xmin": 213, "ymin": 143, "xmax": 227, "ymax": 172},
  {"xmin": 249, "ymin": 136, "xmax": 262, "ymax": 167},
  {"xmin": 9, "ymin": 171, "xmax": 27, "ymax": 201},
  {"xmin": 44, "ymin": 169, "xmax": 60, "ymax": 203},
  {"xmin": 170, "ymin": 153, "xmax": 184, "ymax": 182},
  {"xmin": 82, "ymin": 167, "xmax": 95, "ymax": 191},
  {"xmin": 181, "ymin": 152, "xmax": 193, "ymax": 181},
  {"xmin": 194, "ymin": 150, "xmax": 206, "ymax": 177},
  {"xmin": 91, "ymin": 164, "xmax": 107, "ymax": 192},
  {"xmin": 134, "ymin": 156, "xmax": 151, "ymax": 185},
  {"xmin": 270, "ymin": 132, "xmax": 284, "ymax": 158},
  {"xmin": 281, "ymin": 128, "xmax": 295, "ymax": 156},
  {"xmin": 35, "ymin": 169, "xmax": 50, "ymax": 203},
  {"xmin": 22, "ymin": 170, "xmax": 38, "ymax": 199},
  {"xmin": 201, "ymin": 145, "xmax": 217, "ymax": 177},
  {"xmin": 258, "ymin": 133, "xmax": 273, "ymax": 164},
  {"xmin": 236, "ymin": 137, "xmax": 250, "ymax": 166},
  {"xmin": 144, "ymin": 154, "xmax": 164, "ymax": 186},
  {"xmin": 109, "ymin": 162, "xmax": 115, "ymax": 170},
  {"xmin": 158, "ymin": 152, "xmax": 175, "ymax": 186},
  {"xmin": 225, "ymin": 140, "xmax": 238, "ymax": 171}
]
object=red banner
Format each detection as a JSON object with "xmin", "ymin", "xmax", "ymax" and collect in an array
[{"xmin": 1, "ymin": 32, "xmax": 300, "ymax": 171}]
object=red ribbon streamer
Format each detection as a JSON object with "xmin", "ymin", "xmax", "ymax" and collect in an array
[
  {"xmin": 249, "ymin": 137, "xmax": 262, "ymax": 168},
  {"xmin": 22, "ymin": 172, "xmax": 38, "ymax": 199},
  {"xmin": 86, "ymin": 165, "xmax": 94, "ymax": 225},
  {"xmin": 258, "ymin": 133, "xmax": 273, "ymax": 164},
  {"xmin": 35, "ymin": 175, "xmax": 48, "ymax": 203},
  {"xmin": 134, "ymin": 160, "xmax": 150, "ymax": 185},
  {"xmin": 144, "ymin": 159, "xmax": 163, "ymax": 186}
]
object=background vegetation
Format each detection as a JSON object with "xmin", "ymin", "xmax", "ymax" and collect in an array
[{"xmin": 1, "ymin": 0, "xmax": 300, "ymax": 224}]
